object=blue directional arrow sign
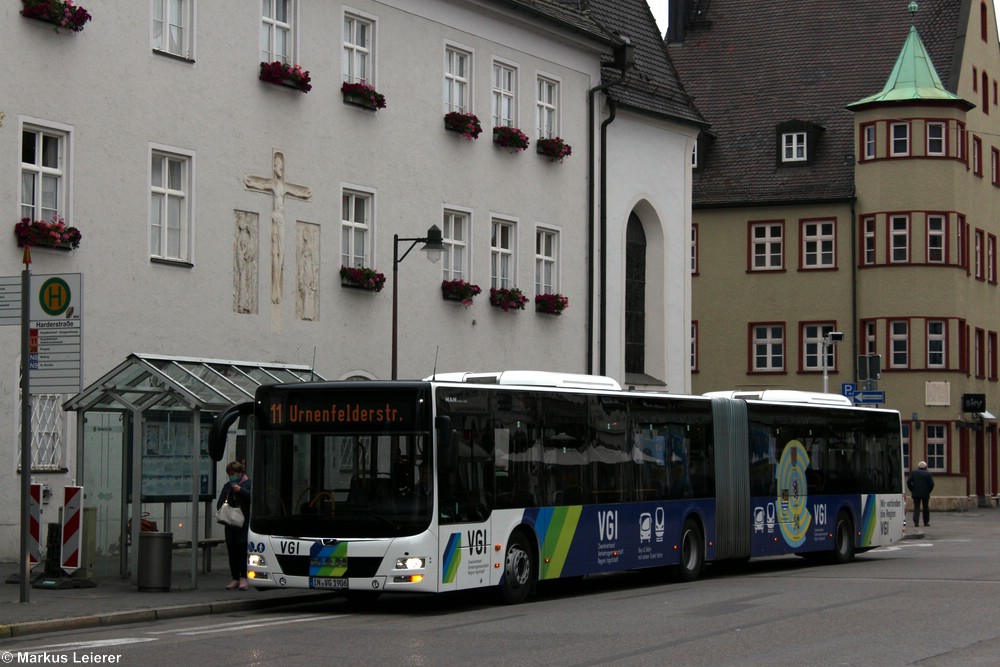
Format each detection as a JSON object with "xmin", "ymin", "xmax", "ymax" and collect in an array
[{"xmin": 853, "ymin": 390, "xmax": 886, "ymax": 404}]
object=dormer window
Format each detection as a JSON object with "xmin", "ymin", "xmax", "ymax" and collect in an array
[
  {"xmin": 782, "ymin": 132, "xmax": 807, "ymax": 162},
  {"xmin": 776, "ymin": 120, "xmax": 823, "ymax": 166}
]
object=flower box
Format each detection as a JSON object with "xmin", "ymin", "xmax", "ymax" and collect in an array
[
  {"xmin": 15, "ymin": 216, "xmax": 82, "ymax": 249},
  {"xmin": 441, "ymin": 279, "xmax": 481, "ymax": 307},
  {"xmin": 259, "ymin": 61, "xmax": 312, "ymax": 93},
  {"xmin": 340, "ymin": 265, "xmax": 385, "ymax": 292},
  {"xmin": 536, "ymin": 137, "xmax": 573, "ymax": 162},
  {"xmin": 535, "ymin": 293, "xmax": 568, "ymax": 315},
  {"xmin": 21, "ymin": 0, "xmax": 91, "ymax": 32},
  {"xmin": 489, "ymin": 287, "xmax": 528, "ymax": 312},
  {"xmin": 341, "ymin": 82, "xmax": 386, "ymax": 111},
  {"xmin": 444, "ymin": 112, "xmax": 482, "ymax": 140},
  {"xmin": 493, "ymin": 126, "xmax": 530, "ymax": 153}
]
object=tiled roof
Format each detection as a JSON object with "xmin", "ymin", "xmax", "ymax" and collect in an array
[
  {"xmin": 667, "ymin": 0, "xmax": 964, "ymax": 207},
  {"xmin": 551, "ymin": 0, "xmax": 706, "ymax": 126},
  {"xmin": 504, "ymin": 0, "xmax": 618, "ymax": 43}
]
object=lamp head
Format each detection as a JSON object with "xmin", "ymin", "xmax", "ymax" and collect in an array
[{"xmin": 421, "ymin": 225, "xmax": 445, "ymax": 264}]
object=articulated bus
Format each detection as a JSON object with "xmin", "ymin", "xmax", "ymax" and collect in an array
[{"xmin": 207, "ymin": 371, "xmax": 904, "ymax": 604}]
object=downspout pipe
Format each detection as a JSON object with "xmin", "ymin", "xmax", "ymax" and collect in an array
[{"xmin": 587, "ymin": 70, "xmax": 629, "ymax": 375}]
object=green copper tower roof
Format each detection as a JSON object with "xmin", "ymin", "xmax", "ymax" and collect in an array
[{"xmin": 848, "ymin": 24, "xmax": 972, "ymax": 110}]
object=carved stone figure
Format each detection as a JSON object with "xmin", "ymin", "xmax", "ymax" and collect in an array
[
  {"xmin": 244, "ymin": 151, "xmax": 312, "ymax": 305},
  {"xmin": 296, "ymin": 222, "xmax": 320, "ymax": 321},
  {"xmin": 233, "ymin": 210, "xmax": 259, "ymax": 314}
]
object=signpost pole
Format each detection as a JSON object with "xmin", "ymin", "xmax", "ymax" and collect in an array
[{"xmin": 19, "ymin": 248, "xmax": 32, "ymax": 603}]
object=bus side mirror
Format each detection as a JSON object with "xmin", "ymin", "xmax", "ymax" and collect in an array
[{"xmin": 208, "ymin": 401, "xmax": 254, "ymax": 461}]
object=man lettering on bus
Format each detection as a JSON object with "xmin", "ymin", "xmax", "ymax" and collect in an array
[{"xmin": 907, "ymin": 461, "xmax": 934, "ymax": 528}]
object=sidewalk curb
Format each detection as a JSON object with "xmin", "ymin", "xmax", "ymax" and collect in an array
[{"xmin": 0, "ymin": 592, "xmax": 333, "ymax": 639}]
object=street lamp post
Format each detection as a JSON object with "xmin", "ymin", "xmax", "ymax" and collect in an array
[
  {"xmin": 392, "ymin": 225, "xmax": 444, "ymax": 380},
  {"xmin": 821, "ymin": 331, "xmax": 844, "ymax": 393}
]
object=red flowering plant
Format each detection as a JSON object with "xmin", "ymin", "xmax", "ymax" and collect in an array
[
  {"xmin": 444, "ymin": 112, "xmax": 483, "ymax": 140},
  {"xmin": 15, "ymin": 216, "xmax": 82, "ymax": 249},
  {"xmin": 489, "ymin": 287, "xmax": 528, "ymax": 312},
  {"xmin": 441, "ymin": 279, "xmax": 481, "ymax": 307},
  {"xmin": 259, "ymin": 61, "xmax": 312, "ymax": 93},
  {"xmin": 340, "ymin": 265, "xmax": 385, "ymax": 292},
  {"xmin": 493, "ymin": 126, "xmax": 530, "ymax": 153},
  {"xmin": 341, "ymin": 82, "xmax": 386, "ymax": 110},
  {"xmin": 535, "ymin": 293, "xmax": 569, "ymax": 315},
  {"xmin": 21, "ymin": 0, "xmax": 92, "ymax": 32},
  {"xmin": 536, "ymin": 137, "xmax": 573, "ymax": 162}
]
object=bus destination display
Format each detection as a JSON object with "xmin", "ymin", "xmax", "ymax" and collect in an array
[{"xmin": 263, "ymin": 389, "xmax": 424, "ymax": 433}]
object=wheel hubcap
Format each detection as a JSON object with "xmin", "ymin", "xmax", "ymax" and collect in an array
[{"xmin": 506, "ymin": 545, "xmax": 530, "ymax": 586}]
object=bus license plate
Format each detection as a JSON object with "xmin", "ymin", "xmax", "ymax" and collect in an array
[{"xmin": 311, "ymin": 577, "xmax": 348, "ymax": 590}]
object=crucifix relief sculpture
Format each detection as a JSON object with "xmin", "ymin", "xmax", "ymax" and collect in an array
[{"xmin": 244, "ymin": 151, "xmax": 312, "ymax": 305}]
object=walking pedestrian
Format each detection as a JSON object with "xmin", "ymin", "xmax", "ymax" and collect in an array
[
  {"xmin": 217, "ymin": 460, "xmax": 251, "ymax": 590},
  {"xmin": 907, "ymin": 461, "xmax": 934, "ymax": 528}
]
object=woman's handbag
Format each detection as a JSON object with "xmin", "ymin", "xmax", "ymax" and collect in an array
[{"xmin": 216, "ymin": 501, "xmax": 245, "ymax": 528}]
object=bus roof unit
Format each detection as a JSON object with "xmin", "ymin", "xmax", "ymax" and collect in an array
[
  {"xmin": 703, "ymin": 389, "xmax": 854, "ymax": 407},
  {"xmin": 427, "ymin": 370, "xmax": 622, "ymax": 391}
]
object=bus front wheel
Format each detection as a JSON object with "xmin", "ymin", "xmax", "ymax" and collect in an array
[
  {"xmin": 831, "ymin": 512, "xmax": 855, "ymax": 564},
  {"xmin": 677, "ymin": 518, "xmax": 705, "ymax": 582},
  {"xmin": 499, "ymin": 531, "xmax": 534, "ymax": 604}
]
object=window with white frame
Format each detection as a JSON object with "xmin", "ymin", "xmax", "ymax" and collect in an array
[
  {"xmin": 535, "ymin": 228, "xmax": 558, "ymax": 295},
  {"xmin": 890, "ymin": 319, "xmax": 909, "ymax": 368},
  {"xmin": 927, "ymin": 215, "xmax": 945, "ymax": 263},
  {"xmin": 782, "ymin": 132, "xmax": 806, "ymax": 162},
  {"xmin": 150, "ymin": 148, "xmax": 192, "ymax": 262},
  {"xmin": 863, "ymin": 320, "xmax": 877, "ymax": 355},
  {"xmin": 691, "ymin": 322, "xmax": 698, "ymax": 372},
  {"xmin": 492, "ymin": 62, "xmax": 516, "ymax": 128},
  {"xmin": 536, "ymin": 76, "xmax": 558, "ymax": 139},
  {"xmin": 152, "ymin": 0, "xmax": 193, "ymax": 59},
  {"xmin": 491, "ymin": 219, "xmax": 515, "ymax": 289},
  {"xmin": 343, "ymin": 13, "xmax": 373, "ymax": 84},
  {"xmin": 975, "ymin": 229, "xmax": 985, "ymax": 279},
  {"xmin": 441, "ymin": 209, "xmax": 469, "ymax": 281},
  {"xmin": 890, "ymin": 215, "xmax": 910, "ymax": 263},
  {"xmin": 691, "ymin": 224, "xmax": 698, "ymax": 273},
  {"xmin": 989, "ymin": 234, "xmax": 997, "ymax": 283},
  {"xmin": 926, "ymin": 122, "xmax": 945, "ymax": 156},
  {"xmin": 751, "ymin": 221, "xmax": 783, "ymax": 270},
  {"xmin": 802, "ymin": 323, "xmax": 835, "ymax": 371},
  {"xmin": 863, "ymin": 124, "xmax": 876, "ymax": 160},
  {"xmin": 925, "ymin": 423, "xmax": 946, "ymax": 471},
  {"xmin": 261, "ymin": 0, "xmax": 291, "ymax": 64},
  {"xmin": 152, "ymin": 0, "xmax": 195, "ymax": 60},
  {"xmin": 444, "ymin": 46, "xmax": 470, "ymax": 113},
  {"xmin": 863, "ymin": 216, "xmax": 877, "ymax": 265},
  {"xmin": 20, "ymin": 125, "xmax": 67, "ymax": 223},
  {"xmin": 927, "ymin": 320, "xmax": 946, "ymax": 368},
  {"xmin": 801, "ymin": 220, "xmax": 835, "ymax": 268},
  {"xmin": 891, "ymin": 122, "xmax": 910, "ymax": 156},
  {"xmin": 752, "ymin": 324, "xmax": 784, "ymax": 372},
  {"xmin": 341, "ymin": 190, "xmax": 371, "ymax": 268}
]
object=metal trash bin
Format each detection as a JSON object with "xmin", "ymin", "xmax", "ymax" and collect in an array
[{"xmin": 137, "ymin": 531, "xmax": 173, "ymax": 592}]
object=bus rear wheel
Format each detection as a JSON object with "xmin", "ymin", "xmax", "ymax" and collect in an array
[
  {"xmin": 677, "ymin": 518, "xmax": 704, "ymax": 582},
  {"xmin": 831, "ymin": 512, "xmax": 855, "ymax": 564},
  {"xmin": 499, "ymin": 531, "xmax": 534, "ymax": 604}
]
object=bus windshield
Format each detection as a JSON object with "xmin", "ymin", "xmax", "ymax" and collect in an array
[{"xmin": 251, "ymin": 384, "xmax": 433, "ymax": 539}]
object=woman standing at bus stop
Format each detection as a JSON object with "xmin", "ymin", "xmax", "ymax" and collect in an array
[{"xmin": 217, "ymin": 461, "xmax": 252, "ymax": 590}]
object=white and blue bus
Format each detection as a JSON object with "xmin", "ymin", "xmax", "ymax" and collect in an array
[{"xmin": 207, "ymin": 371, "xmax": 904, "ymax": 604}]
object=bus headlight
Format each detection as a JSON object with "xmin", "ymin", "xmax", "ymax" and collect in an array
[
  {"xmin": 248, "ymin": 553, "xmax": 267, "ymax": 567},
  {"xmin": 395, "ymin": 557, "xmax": 425, "ymax": 570}
]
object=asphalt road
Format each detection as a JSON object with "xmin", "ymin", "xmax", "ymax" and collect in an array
[{"xmin": 3, "ymin": 511, "xmax": 999, "ymax": 666}]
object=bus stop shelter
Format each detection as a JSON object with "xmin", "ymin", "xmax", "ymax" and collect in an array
[{"xmin": 62, "ymin": 353, "xmax": 322, "ymax": 586}]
